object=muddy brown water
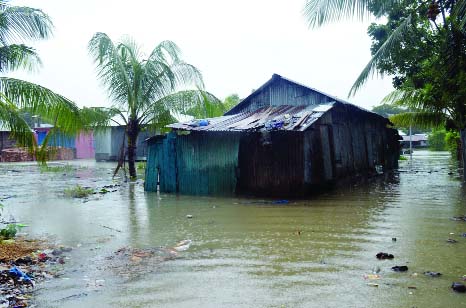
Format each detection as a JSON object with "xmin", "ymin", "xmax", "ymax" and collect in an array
[{"xmin": 0, "ymin": 150, "xmax": 465, "ymax": 307}]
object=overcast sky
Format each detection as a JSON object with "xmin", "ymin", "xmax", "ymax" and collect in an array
[{"xmin": 10, "ymin": 0, "xmax": 393, "ymax": 110}]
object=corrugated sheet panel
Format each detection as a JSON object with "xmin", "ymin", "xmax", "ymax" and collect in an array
[
  {"xmin": 176, "ymin": 132, "xmax": 240, "ymax": 195},
  {"xmin": 168, "ymin": 104, "xmax": 332, "ymax": 132},
  {"xmin": 236, "ymin": 132, "xmax": 305, "ymax": 196},
  {"xmin": 144, "ymin": 133, "xmax": 177, "ymax": 192}
]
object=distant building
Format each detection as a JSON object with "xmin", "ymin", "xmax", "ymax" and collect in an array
[
  {"xmin": 144, "ymin": 74, "xmax": 400, "ymax": 196},
  {"xmin": 400, "ymin": 134, "xmax": 428, "ymax": 148},
  {"xmin": 93, "ymin": 125, "xmax": 153, "ymax": 161}
]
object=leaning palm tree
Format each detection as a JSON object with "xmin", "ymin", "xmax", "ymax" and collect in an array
[
  {"xmin": 0, "ymin": 0, "xmax": 86, "ymax": 157},
  {"xmin": 88, "ymin": 33, "xmax": 219, "ymax": 179}
]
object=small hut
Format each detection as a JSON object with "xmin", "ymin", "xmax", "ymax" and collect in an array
[{"xmin": 145, "ymin": 74, "xmax": 400, "ymax": 196}]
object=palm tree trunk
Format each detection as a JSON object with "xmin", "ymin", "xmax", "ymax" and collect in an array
[
  {"xmin": 461, "ymin": 128, "xmax": 466, "ymax": 181},
  {"xmin": 126, "ymin": 118, "xmax": 140, "ymax": 179}
]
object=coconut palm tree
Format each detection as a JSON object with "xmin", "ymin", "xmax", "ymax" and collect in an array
[
  {"xmin": 0, "ymin": 0, "xmax": 85, "ymax": 154},
  {"xmin": 88, "ymin": 33, "xmax": 219, "ymax": 179}
]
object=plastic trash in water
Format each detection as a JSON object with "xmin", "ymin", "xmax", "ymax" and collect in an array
[
  {"xmin": 272, "ymin": 200, "xmax": 289, "ymax": 204},
  {"xmin": 198, "ymin": 119, "xmax": 209, "ymax": 126},
  {"xmin": 9, "ymin": 266, "xmax": 32, "ymax": 283}
]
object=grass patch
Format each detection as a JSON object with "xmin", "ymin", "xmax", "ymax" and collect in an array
[
  {"xmin": 399, "ymin": 155, "xmax": 408, "ymax": 161},
  {"xmin": 137, "ymin": 161, "xmax": 146, "ymax": 170},
  {"xmin": 64, "ymin": 185, "xmax": 94, "ymax": 198},
  {"xmin": 40, "ymin": 164, "xmax": 74, "ymax": 173}
]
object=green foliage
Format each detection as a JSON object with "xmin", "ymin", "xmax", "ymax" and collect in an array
[
  {"xmin": 428, "ymin": 129, "xmax": 446, "ymax": 151},
  {"xmin": 0, "ymin": 1, "xmax": 86, "ymax": 162},
  {"xmin": 303, "ymin": 0, "xmax": 466, "ymax": 171},
  {"xmin": 136, "ymin": 161, "xmax": 146, "ymax": 170},
  {"xmin": 88, "ymin": 33, "xmax": 220, "ymax": 178},
  {"xmin": 371, "ymin": 103, "xmax": 405, "ymax": 118},
  {"xmin": 445, "ymin": 130, "xmax": 460, "ymax": 156},
  {"xmin": 399, "ymin": 155, "xmax": 408, "ymax": 161},
  {"xmin": 64, "ymin": 185, "xmax": 94, "ymax": 198},
  {"xmin": 223, "ymin": 94, "xmax": 240, "ymax": 111},
  {"xmin": 0, "ymin": 223, "xmax": 26, "ymax": 240}
]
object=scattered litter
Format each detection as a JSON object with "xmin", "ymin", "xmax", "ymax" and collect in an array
[
  {"xmin": 392, "ymin": 266, "xmax": 408, "ymax": 272},
  {"xmin": 1, "ymin": 240, "xmax": 73, "ymax": 308},
  {"xmin": 392, "ymin": 237, "xmax": 397, "ymax": 242},
  {"xmin": 451, "ymin": 216, "xmax": 466, "ymax": 222},
  {"xmin": 367, "ymin": 283, "xmax": 379, "ymax": 287},
  {"xmin": 376, "ymin": 252, "xmax": 394, "ymax": 260},
  {"xmin": 446, "ymin": 238, "xmax": 458, "ymax": 243},
  {"xmin": 408, "ymin": 286, "xmax": 417, "ymax": 289},
  {"xmin": 8, "ymin": 266, "xmax": 32, "ymax": 284},
  {"xmin": 186, "ymin": 215, "xmax": 193, "ymax": 219},
  {"xmin": 451, "ymin": 282, "xmax": 466, "ymax": 293}
]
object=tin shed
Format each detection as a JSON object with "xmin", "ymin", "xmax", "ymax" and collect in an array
[{"xmin": 145, "ymin": 74, "xmax": 400, "ymax": 196}]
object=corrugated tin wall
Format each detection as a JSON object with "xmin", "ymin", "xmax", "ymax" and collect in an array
[
  {"xmin": 233, "ymin": 79, "xmax": 334, "ymax": 114},
  {"xmin": 145, "ymin": 132, "xmax": 241, "ymax": 195},
  {"xmin": 176, "ymin": 132, "xmax": 240, "ymax": 195},
  {"xmin": 145, "ymin": 133, "xmax": 177, "ymax": 192},
  {"xmin": 236, "ymin": 131, "xmax": 305, "ymax": 196}
]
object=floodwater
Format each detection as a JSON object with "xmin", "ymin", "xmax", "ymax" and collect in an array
[{"xmin": 1, "ymin": 151, "xmax": 465, "ymax": 308}]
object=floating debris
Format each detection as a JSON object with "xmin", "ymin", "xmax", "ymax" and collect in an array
[
  {"xmin": 173, "ymin": 240, "xmax": 192, "ymax": 252},
  {"xmin": 376, "ymin": 252, "xmax": 394, "ymax": 260},
  {"xmin": 392, "ymin": 266, "xmax": 408, "ymax": 272},
  {"xmin": 424, "ymin": 271, "xmax": 442, "ymax": 277},
  {"xmin": 451, "ymin": 282, "xmax": 466, "ymax": 293},
  {"xmin": 446, "ymin": 238, "xmax": 458, "ymax": 244}
]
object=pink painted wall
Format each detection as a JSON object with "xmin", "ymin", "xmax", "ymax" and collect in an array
[{"xmin": 75, "ymin": 131, "xmax": 95, "ymax": 159}]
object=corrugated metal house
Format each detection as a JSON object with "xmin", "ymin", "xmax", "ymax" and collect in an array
[
  {"xmin": 93, "ymin": 126, "xmax": 153, "ymax": 161},
  {"xmin": 145, "ymin": 74, "xmax": 400, "ymax": 196}
]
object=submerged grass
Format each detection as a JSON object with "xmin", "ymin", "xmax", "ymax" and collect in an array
[
  {"xmin": 40, "ymin": 164, "xmax": 74, "ymax": 173},
  {"xmin": 64, "ymin": 185, "xmax": 94, "ymax": 198}
]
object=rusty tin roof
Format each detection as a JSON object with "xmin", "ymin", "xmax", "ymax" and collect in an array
[{"xmin": 168, "ymin": 103, "xmax": 334, "ymax": 132}]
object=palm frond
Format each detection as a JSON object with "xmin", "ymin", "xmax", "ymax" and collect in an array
[
  {"xmin": 303, "ymin": 0, "xmax": 396, "ymax": 28},
  {"xmin": 349, "ymin": 15, "xmax": 414, "ymax": 96},
  {"xmin": 88, "ymin": 32, "xmax": 133, "ymax": 106},
  {"xmin": 389, "ymin": 111, "xmax": 445, "ymax": 129},
  {"xmin": 0, "ymin": 77, "xmax": 84, "ymax": 135},
  {"xmin": 0, "ymin": 93, "xmax": 36, "ymax": 148},
  {"xmin": 0, "ymin": 3, "xmax": 53, "ymax": 45},
  {"xmin": 139, "ymin": 90, "xmax": 220, "ymax": 124},
  {"xmin": 0, "ymin": 44, "xmax": 40, "ymax": 72}
]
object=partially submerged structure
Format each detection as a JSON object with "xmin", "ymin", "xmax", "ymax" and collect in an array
[
  {"xmin": 145, "ymin": 74, "xmax": 400, "ymax": 196},
  {"xmin": 94, "ymin": 126, "xmax": 152, "ymax": 161}
]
